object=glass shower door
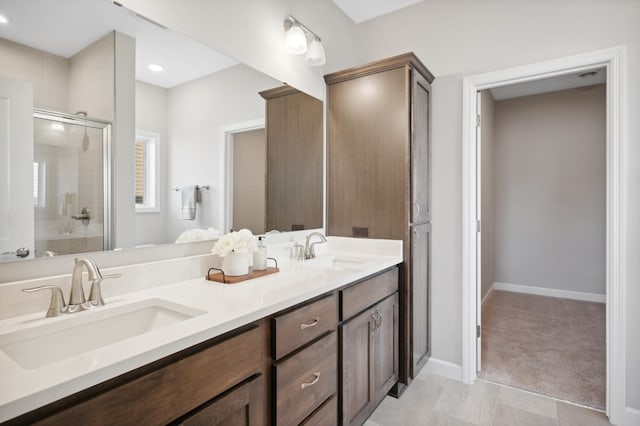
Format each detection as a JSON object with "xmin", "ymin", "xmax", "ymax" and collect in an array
[{"xmin": 33, "ymin": 110, "xmax": 111, "ymax": 257}]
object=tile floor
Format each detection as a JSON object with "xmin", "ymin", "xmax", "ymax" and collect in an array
[
  {"xmin": 365, "ymin": 371, "xmax": 611, "ymax": 426},
  {"xmin": 480, "ymin": 290, "xmax": 605, "ymax": 409}
]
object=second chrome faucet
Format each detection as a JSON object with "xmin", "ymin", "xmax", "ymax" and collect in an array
[{"xmin": 23, "ymin": 258, "xmax": 121, "ymax": 317}]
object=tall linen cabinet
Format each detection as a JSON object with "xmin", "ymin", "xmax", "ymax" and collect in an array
[{"xmin": 325, "ymin": 53, "xmax": 433, "ymax": 391}]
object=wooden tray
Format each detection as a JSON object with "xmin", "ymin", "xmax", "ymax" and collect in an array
[{"xmin": 206, "ymin": 267, "xmax": 280, "ymax": 284}]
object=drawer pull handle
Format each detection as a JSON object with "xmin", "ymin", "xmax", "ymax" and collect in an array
[
  {"xmin": 301, "ymin": 372, "xmax": 321, "ymax": 389},
  {"xmin": 300, "ymin": 318, "xmax": 319, "ymax": 330}
]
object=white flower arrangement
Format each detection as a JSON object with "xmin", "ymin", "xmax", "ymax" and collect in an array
[{"xmin": 211, "ymin": 229, "xmax": 258, "ymax": 257}]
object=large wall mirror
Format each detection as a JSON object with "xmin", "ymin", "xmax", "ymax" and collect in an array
[{"xmin": 0, "ymin": 0, "xmax": 323, "ymax": 263}]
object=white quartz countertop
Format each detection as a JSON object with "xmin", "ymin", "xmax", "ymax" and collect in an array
[{"xmin": 0, "ymin": 237, "xmax": 402, "ymax": 422}]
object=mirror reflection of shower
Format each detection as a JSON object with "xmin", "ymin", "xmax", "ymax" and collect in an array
[
  {"xmin": 32, "ymin": 109, "xmax": 112, "ymax": 258},
  {"xmin": 76, "ymin": 111, "xmax": 90, "ymax": 151}
]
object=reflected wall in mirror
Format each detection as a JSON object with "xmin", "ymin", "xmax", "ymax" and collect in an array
[{"xmin": 0, "ymin": 0, "xmax": 324, "ymax": 263}]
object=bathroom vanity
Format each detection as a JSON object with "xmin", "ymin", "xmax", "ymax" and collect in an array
[{"xmin": 0, "ymin": 237, "xmax": 402, "ymax": 425}]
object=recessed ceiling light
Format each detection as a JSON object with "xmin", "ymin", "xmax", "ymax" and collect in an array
[
  {"xmin": 147, "ymin": 63, "xmax": 165, "ymax": 72},
  {"xmin": 50, "ymin": 122, "xmax": 65, "ymax": 132},
  {"xmin": 0, "ymin": 15, "xmax": 9, "ymax": 24}
]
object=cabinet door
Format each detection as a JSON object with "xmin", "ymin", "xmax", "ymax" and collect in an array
[
  {"xmin": 411, "ymin": 71, "xmax": 430, "ymax": 225},
  {"xmin": 327, "ymin": 67, "xmax": 409, "ymax": 240},
  {"xmin": 372, "ymin": 293, "xmax": 399, "ymax": 404},
  {"xmin": 411, "ymin": 223, "xmax": 430, "ymax": 375},
  {"xmin": 180, "ymin": 375, "xmax": 263, "ymax": 426},
  {"xmin": 265, "ymin": 91, "xmax": 323, "ymax": 232},
  {"xmin": 341, "ymin": 310, "xmax": 375, "ymax": 426}
]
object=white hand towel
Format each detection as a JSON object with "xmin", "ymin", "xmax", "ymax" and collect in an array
[{"xmin": 180, "ymin": 185, "xmax": 197, "ymax": 220}]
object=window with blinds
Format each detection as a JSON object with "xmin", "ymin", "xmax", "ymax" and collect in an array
[
  {"xmin": 135, "ymin": 131, "xmax": 158, "ymax": 212},
  {"xmin": 135, "ymin": 141, "xmax": 145, "ymax": 204}
]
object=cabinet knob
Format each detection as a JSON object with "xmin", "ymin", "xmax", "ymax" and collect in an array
[
  {"xmin": 300, "ymin": 372, "xmax": 321, "ymax": 389},
  {"xmin": 299, "ymin": 318, "xmax": 319, "ymax": 330}
]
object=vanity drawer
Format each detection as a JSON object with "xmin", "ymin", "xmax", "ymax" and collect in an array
[
  {"xmin": 341, "ymin": 268, "xmax": 398, "ymax": 320},
  {"xmin": 301, "ymin": 394, "xmax": 338, "ymax": 426},
  {"xmin": 272, "ymin": 293, "xmax": 338, "ymax": 360},
  {"xmin": 274, "ymin": 331, "xmax": 337, "ymax": 426}
]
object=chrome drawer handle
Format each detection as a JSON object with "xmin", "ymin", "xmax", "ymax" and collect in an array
[
  {"xmin": 300, "ymin": 318, "xmax": 319, "ymax": 330},
  {"xmin": 300, "ymin": 372, "xmax": 321, "ymax": 389}
]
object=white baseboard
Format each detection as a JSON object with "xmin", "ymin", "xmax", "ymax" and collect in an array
[
  {"xmin": 420, "ymin": 358, "xmax": 463, "ymax": 382},
  {"xmin": 481, "ymin": 283, "xmax": 495, "ymax": 305},
  {"xmin": 623, "ymin": 407, "xmax": 640, "ymax": 426},
  {"xmin": 492, "ymin": 281, "xmax": 605, "ymax": 303}
]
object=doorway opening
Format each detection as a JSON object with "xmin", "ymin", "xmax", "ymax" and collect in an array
[
  {"xmin": 220, "ymin": 119, "xmax": 265, "ymax": 234},
  {"xmin": 476, "ymin": 75, "xmax": 606, "ymax": 409},
  {"xmin": 461, "ymin": 46, "xmax": 626, "ymax": 422}
]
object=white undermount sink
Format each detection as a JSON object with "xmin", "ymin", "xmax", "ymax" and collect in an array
[
  {"xmin": 301, "ymin": 255, "xmax": 369, "ymax": 271},
  {"xmin": 0, "ymin": 298, "xmax": 205, "ymax": 370}
]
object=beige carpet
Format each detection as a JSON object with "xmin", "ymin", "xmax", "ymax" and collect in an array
[{"xmin": 479, "ymin": 290, "xmax": 606, "ymax": 410}]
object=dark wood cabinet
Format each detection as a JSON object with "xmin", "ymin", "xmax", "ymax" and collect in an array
[
  {"xmin": 259, "ymin": 85, "xmax": 323, "ymax": 232},
  {"xmin": 179, "ymin": 375, "xmax": 263, "ymax": 426},
  {"xmin": 9, "ymin": 269, "xmax": 402, "ymax": 426},
  {"xmin": 341, "ymin": 293, "xmax": 399, "ymax": 426},
  {"xmin": 325, "ymin": 53, "xmax": 433, "ymax": 386}
]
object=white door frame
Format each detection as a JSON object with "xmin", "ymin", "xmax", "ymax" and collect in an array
[
  {"xmin": 219, "ymin": 119, "xmax": 265, "ymax": 234},
  {"xmin": 461, "ymin": 46, "xmax": 626, "ymax": 422}
]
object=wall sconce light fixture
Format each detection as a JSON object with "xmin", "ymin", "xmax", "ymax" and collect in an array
[{"xmin": 283, "ymin": 15, "xmax": 326, "ymax": 66}]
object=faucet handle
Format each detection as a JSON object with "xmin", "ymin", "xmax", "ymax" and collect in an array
[
  {"xmin": 22, "ymin": 285, "xmax": 67, "ymax": 317},
  {"xmin": 88, "ymin": 273, "xmax": 121, "ymax": 307}
]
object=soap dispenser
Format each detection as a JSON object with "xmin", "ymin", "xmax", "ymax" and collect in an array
[{"xmin": 253, "ymin": 236, "xmax": 267, "ymax": 270}]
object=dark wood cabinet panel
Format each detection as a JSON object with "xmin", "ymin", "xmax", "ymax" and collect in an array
[
  {"xmin": 180, "ymin": 375, "xmax": 263, "ymax": 426},
  {"xmin": 301, "ymin": 394, "xmax": 338, "ymax": 426},
  {"xmin": 411, "ymin": 73, "xmax": 431, "ymax": 225},
  {"xmin": 272, "ymin": 293, "xmax": 338, "ymax": 360},
  {"xmin": 274, "ymin": 332, "xmax": 337, "ymax": 426},
  {"xmin": 260, "ymin": 86, "xmax": 323, "ymax": 232},
  {"xmin": 341, "ymin": 308, "xmax": 374, "ymax": 426},
  {"xmin": 411, "ymin": 224, "xmax": 431, "ymax": 373},
  {"xmin": 326, "ymin": 67, "xmax": 409, "ymax": 240},
  {"xmin": 341, "ymin": 268, "xmax": 398, "ymax": 320},
  {"xmin": 373, "ymin": 293, "xmax": 399, "ymax": 404}
]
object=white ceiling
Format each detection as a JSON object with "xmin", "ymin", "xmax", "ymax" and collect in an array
[
  {"xmin": 0, "ymin": 0, "xmax": 238, "ymax": 88},
  {"xmin": 332, "ymin": 0, "xmax": 425, "ymax": 23},
  {"xmin": 490, "ymin": 68, "xmax": 606, "ymax": 101}
]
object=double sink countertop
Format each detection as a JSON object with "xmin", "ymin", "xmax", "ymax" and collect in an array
[{"xmin": 0, "ymin": 236, "xmax": 402, "ymax": 422}]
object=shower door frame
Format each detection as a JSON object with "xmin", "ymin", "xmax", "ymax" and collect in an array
[{"xmin": 33, "ymin": 108, "xmax": 113, "ymax": 251}]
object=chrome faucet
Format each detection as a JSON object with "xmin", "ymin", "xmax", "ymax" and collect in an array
[
  {"xmin": 69, "ymin": 258, "xmax": 101, "ymax": 312},
  {"xmin": 304, "ymin": 232, "xmax": 327, "ymax": 260},
  {"xmin": 23, "ymin": 258, "xmax": 121, "ymax": 317}
]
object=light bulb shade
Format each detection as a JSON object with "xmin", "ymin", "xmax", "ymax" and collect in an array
[
  {"xmin": 305, "ymin": 38, "xmax": 326, "ymax": 66},
  {"xmin": 284, "ymin": 25, "xmax": 307, "ymax": 54}
]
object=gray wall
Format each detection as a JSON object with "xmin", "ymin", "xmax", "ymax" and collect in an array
[
  {"xmin": 165, "ymin": 64, "xmax": 279, "ymax": 240},
  {"xmin": 480, "ymin": 90, "xmax": 495, "ymax": 300},
  {"xmin": 493, "ymin": 86, "xmax": 606, "ymax": 295},
  {"xmin": 0, "ymin": 37, "xmax": 68, "ymax": 111}
]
